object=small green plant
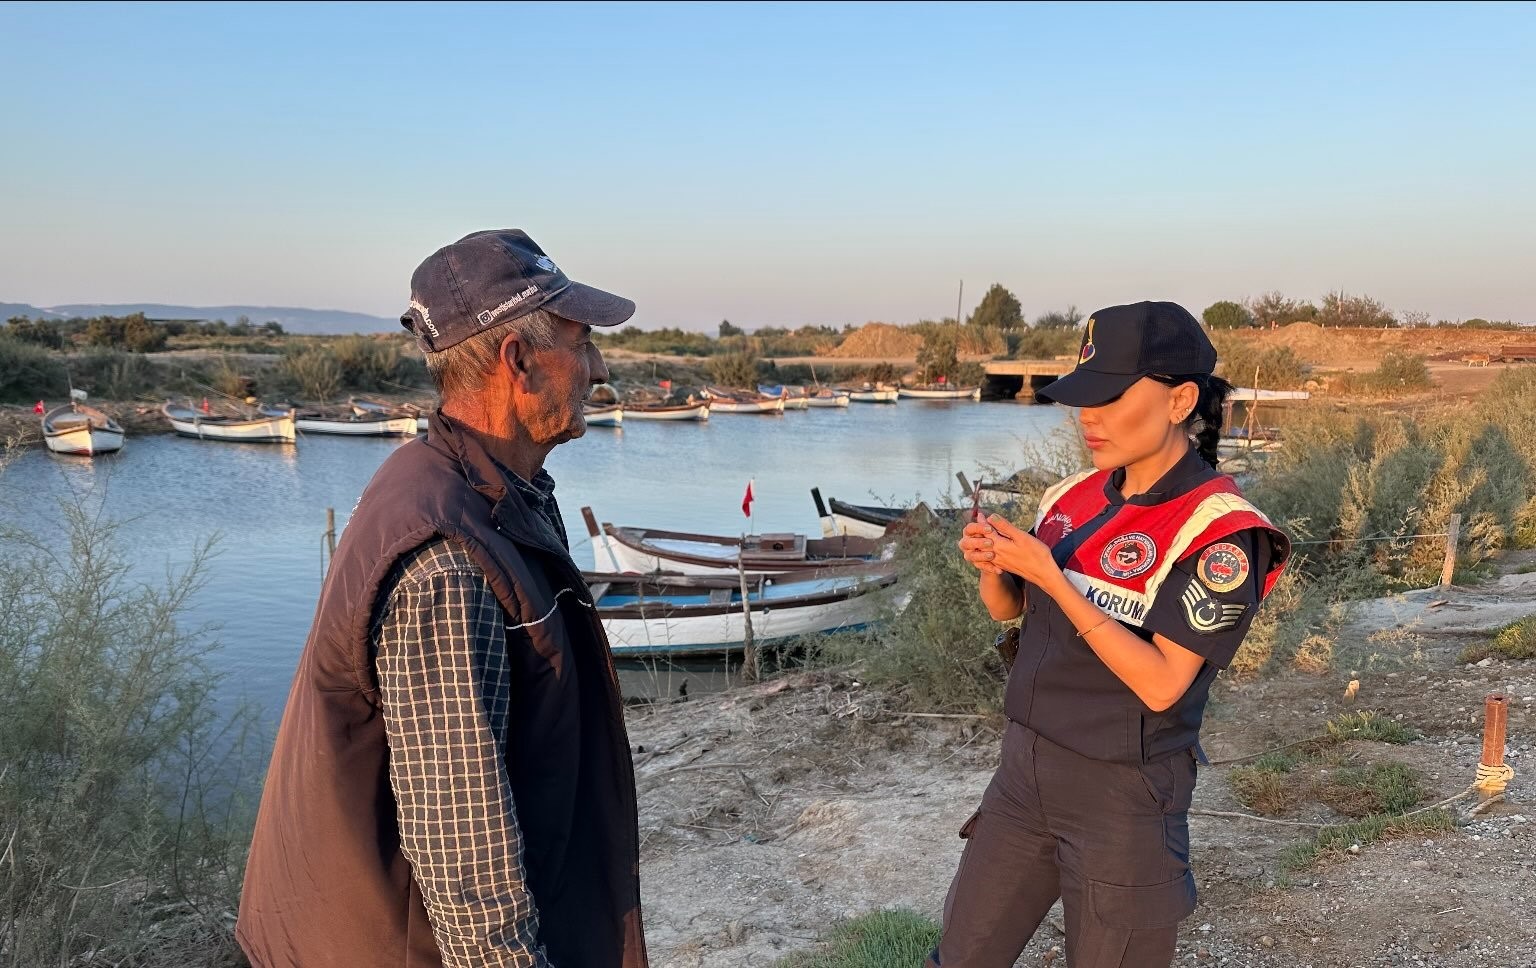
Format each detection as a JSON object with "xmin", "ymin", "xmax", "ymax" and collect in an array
[
  {"xmin": 1325, "ymin": 710, "xmax": 1418, "ymax": 744},
  {"xmin": 1280, "ymin": 810, "xmax": 1454, "ymax": 871},
  {"xmin": 1314, "ymin": 763, "xmax": 1427, "ymax": 817},
  {"xmin": 775, "ymin": 910, "xmax": 941, "ymax": 968},
  {"xmin": 1459, "ymin": 615, "xmax": 1536, "ymax": 663},
  {"xmin": 1228, "ymin": 753, "xmax": 1304, "ymax": 815},
  {"xmin": 706, "ymin": 349, "xmax": 761, "ymax": 388}
]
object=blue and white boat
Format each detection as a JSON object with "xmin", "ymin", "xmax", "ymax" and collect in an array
[{"xmin": 587, "ymin": 569, "xmax": 897, "ymax": 658}]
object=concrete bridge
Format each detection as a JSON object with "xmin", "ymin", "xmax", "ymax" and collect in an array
[{"xmin": 982, "ymin": 359, "xmax": 1075, "ymax": 401}]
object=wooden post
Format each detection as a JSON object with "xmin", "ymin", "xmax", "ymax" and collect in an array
[
  {"xmin": 325, "ymin": 507, "xmax": 337, "ymax": 562},
  {"xmin": 737, "ymin": 549, "xmax": 758, "ymax": 682},
  {"xmin": 1477, "ymin": 693, "xmax": 1513, "ymax": 800},
  {"xmin": 1440, "ymin": 513, "xmax": 1462, "ymax": 588}
]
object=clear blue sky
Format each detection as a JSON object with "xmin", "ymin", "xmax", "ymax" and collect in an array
[{"xmin": 4, "ymin": 1, "xmax": 1534, "ymax": 328}]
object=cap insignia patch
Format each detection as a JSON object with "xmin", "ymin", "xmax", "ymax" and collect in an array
[
  {"xmin": 534, "ymin": 255, "xmax": 559, "ymax": 273},
  {"xmin": 1078, "ymin": 317, "xmax": 1097, "ymax": 364}
]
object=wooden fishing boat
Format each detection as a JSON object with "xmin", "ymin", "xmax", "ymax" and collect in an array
[
  {"xmin": 809, "ymin": 487, "xmax": 948, "ymax": 539},
  {"xmin": 587, "ymin": 569, "xmax": 899, "ymax": 658},
  {"xmin": 351, "ymin": 396, "xmax": 432, "ymax": 433},
  {"xmin": 758, "ymin": 384, "xmax": 810, "ymax": 410},
  {"xmin": 845, "ymin": 383, "xmax": 899, "ymax": 404},
  {"xmin": 621, "ymin": 401, "xmax": 710, "ymax": 421},
  {"xmin": 584, "ymin": 403, "xmax": 624, "ymax": 427},
  {"xmin": 582, "ymin": 507, "xmax": 888, "ymax": 577},
  {"xmin": 804, "ymin": 388, "xmax": 851, "ymax": 408},
  {"xmin": 701, "ymin": 387, "xmax": 785, "ymax": 414},
  {"xmin": 41, "ymin": 403, "xmax": 124, "ymax": 456},
  {"xmin": 898, "ymin": 384, "xmax": 982, "ymax": 400},
  {"xmin": 162, "ymin": 402, "xmax": 296, "ymax": 444},
  {"xmin": 266, "ymin": 406, "xmax": 417, "ymax": 436}
]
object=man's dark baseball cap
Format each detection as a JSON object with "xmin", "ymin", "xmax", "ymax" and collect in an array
[
  {"xmin": 401, "ymin": 229, "xmax": 635, "ymax": 351},
  {"xmin": 1036, "ymin": 301, "xmax": 1217, "ymax": 407}
]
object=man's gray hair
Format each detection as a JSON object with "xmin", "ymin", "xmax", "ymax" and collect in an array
[{"xmin": 425, "ymin": 308, "xmax": 558, "ymax": 401}]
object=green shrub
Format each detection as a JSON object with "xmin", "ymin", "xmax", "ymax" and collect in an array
[
  {"xmin": 1009, "ymin": 326, "xmax": 1079, "ymax": 360},
  {"xmin": 0, "ymin": 336, "xmax": 70, "ymax": 401},
  {"xmin": 706, "ymin": 350, "xmax": 761, "ymax": 388},
  {"xmin": 1203, "ymin": 300, "xmax": 1254, "ymax": 330},
  {"xmin": 1460, "ymin": 615, "xmax": 1536, "ymax": 663},
  {"xmin": 330, "ymin": 334, "xmax": 401, "ymax": 390},
  {"xmin": 0, "ymin": 463, "xmax": 252, "ymax": 966},
  {"xmin": 1211, "ymin": 337, "xmax": 1308, "ymax": 388},
  {"xmin": 281, "ymin": 345, "xmax": 343, "ymax": 401}
]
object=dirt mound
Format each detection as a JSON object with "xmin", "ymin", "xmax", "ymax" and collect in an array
[{"xmin": 825, "ymin": 323, "xmax": 923, "ymax": 359}]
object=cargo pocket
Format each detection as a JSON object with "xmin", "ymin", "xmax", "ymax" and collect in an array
[
  {"xmin": 958, "ymin": 809, "xmax": 981, "ymax": 840},
  {"xmin": 1088, "ymin": 870, "xmax": 1196, "ymax": 930}
]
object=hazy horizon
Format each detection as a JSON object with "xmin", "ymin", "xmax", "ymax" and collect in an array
[{"xmin": 4, "ymin": 2, "xmax": 1534, "ymax": 329}]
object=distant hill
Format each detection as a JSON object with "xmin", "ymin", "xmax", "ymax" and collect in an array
[{"xmin": 3, "ymin": 302, "xmax": 397, "ymax": 335}]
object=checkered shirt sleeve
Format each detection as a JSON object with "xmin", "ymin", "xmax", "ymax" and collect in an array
[{"xmin": 373, "ymin": 539, "xmax": 552, "ymax": 967}]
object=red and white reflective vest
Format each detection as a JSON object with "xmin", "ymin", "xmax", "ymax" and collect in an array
[{"xmin": 1033, "ymin": 468, "xmax": 1290, "ymax": 627}]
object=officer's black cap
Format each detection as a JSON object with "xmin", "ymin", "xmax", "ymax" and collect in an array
[
  {"xmin": 401, "ymin": 229, "xmax": 635, "ymax": 352},
  {"xmin": 1036, "ymin": 301, "xmax": 1217, "ymax": 407}
]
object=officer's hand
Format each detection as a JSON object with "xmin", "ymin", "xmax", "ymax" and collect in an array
[
  {"xmin": 984, "ymin": 514, "xmax": 1059, "ymax": 587},
  {"xmin": 957, "ymin": 520, "xmax": 1004, "ymax": 576}
]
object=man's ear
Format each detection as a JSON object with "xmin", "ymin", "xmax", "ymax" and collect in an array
[{"xmin": 498, "ymin": 331, "xmax": 534, "ymax": 390}]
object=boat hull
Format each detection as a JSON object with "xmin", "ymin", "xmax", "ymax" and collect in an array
[
  {"xmin": 622, "ymin": 404, "xmax": 710, "ymax": 421},
  {"xmin": 707, "ymin": 398, "xmax": 784, "ymax": 414},
  {"xmin": 847, "ymin": 389, "xmax": 899, "ymax": 403},
  {"xmin": 42, "ymin": 405, "xmax": 125, "ymax": 456},
  {"xmin": 163, "ymin": 405, "xmax": 296, "ymax": 443},
  {"xmin": 295, "ymin": 415, "xmax": 418, "ymax": 436},
  {"xmin": 805, "ymin": 394, "xmax": 851, "ymax": 408},
  {"xmin": 898, "ymin": 386, "xmax": 982, "ymax": 400},
  {"xmin": 591, "ymin": 572, "xmax": 896, "ymax": 657},
  {"xmin": 583, "ymin": 405, "xmax": 624, "ymax": 427},
  {"xmin": 591, "ymin": 525, "xmax": 886, "ymax": 578}
]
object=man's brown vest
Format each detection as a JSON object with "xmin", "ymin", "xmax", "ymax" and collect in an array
[{"xmin": 237, "ymin": 413, "xmax": 647, "ymax": 967}]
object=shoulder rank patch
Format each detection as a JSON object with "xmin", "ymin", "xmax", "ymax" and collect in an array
[
  {"xmin": 1180, "ymin": 578, "xmax": 1248, "ymax": 634},
  {"xmin": 1198, "ymin": 542, "xmax": 1250, "ymax": 592}
]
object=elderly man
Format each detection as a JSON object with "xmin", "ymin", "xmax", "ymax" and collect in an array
[{"xmin": 238, "ymin": 230, "xmax": 648, "ymax": 968}]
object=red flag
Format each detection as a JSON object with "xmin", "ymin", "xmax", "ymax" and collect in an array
[
  {"xmin": 201, "ymin": 397, "xmax": 211, "ymax": 413},
  {"xmin": 741, "ymin": 480, "xmax": 754, "ymax": 518},
  {"xmin": 937, "ymin": 374, "xmax": 947, "ymax": 384},
  {"xmin": 659, "ymin": 379, "xmax": 673, "ymax": 391},
  {"xmin": 33, "ymin": 400, "xmax": 45, "ymax": 414}
]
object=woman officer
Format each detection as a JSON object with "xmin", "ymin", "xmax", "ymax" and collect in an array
[{"xmin": 928, "ymin": 302, "xmax": 1290, "ymax": 968}]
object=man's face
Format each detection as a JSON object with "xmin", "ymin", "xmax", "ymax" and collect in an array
[{"xmin": 514, "ymin": 317, "xmax": 610, "ymax": 447}]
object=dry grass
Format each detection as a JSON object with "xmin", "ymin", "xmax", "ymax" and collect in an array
[{"xmin": 1459, "ymin": 615, "xmax": 1536, "ymax": 663}]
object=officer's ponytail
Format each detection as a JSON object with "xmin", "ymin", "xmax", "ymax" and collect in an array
[{"xmin": 1151, "ymin": 373, "xmax": 1234, "ymax": 469}]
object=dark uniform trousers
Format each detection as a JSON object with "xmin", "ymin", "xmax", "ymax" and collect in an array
[{"xmin": 929, "ymin": 721, "xmax": 1198, "ymax": 968}]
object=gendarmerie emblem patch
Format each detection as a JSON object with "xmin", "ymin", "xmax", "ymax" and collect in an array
[
  {"xmin": 1100, "ymin": 532, "xmax": 1157, "ymax": 580},
  {"xmin": 1198, "ymin": 542, "xmax": 1250, "ymax": 592},
  {"xmin": 1180, "ymin": 578, "xmax": 1248, "ymax": 634}
]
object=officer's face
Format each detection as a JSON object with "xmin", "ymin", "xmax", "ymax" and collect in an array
[{"xmin": 1076, "ymin": 377, "xmax": 1196, "ymax": 470}]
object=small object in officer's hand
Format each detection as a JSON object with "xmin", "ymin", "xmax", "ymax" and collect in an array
[{"xmin": 970, "ymin": 485, "xmax": 986, "ymax": 524}]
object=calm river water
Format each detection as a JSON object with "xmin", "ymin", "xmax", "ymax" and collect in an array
[{"xmin": 3, "ymin": 401, "xmax": 1071, "ymax": 723}]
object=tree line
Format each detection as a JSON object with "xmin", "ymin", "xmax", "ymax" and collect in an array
[{"xmin": 2, "ymin": 312, "xmax": 285, "ymax": 353}]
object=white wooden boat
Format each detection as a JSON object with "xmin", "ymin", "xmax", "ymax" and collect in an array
[
  {"xmin": 804, "ymin": 389, "xmax": 851, "ymax": 408},
  {"xmin": 845, "ymin": 383, "xmax": 899, "ymax": 404},
  {"xmin": 621, "ymin": 402, "xmax": 710, "ymax": 422},
  {"xmin": 163, "ymin": 402, "xmax": 296, "ymax": 444},
  {"xmin": 350, "ymin": 395, "xmax": 433, "ymax": 433},
  {"xmin": 588, "ymin": 569, "xmax": 898, "ymax": 657},
  {"xmin": 701, "ymin": 387, "xmax": 784, "ymax": 414},
  {"xmin": 809, "ymin": 487, "xmax": 945, "ymax": 539},
  {"xmin": 582, "ymin": 507, "xmax": 889, "ymax": 577},
  {"xmin": 899, "ymin": 385, "xmax": 982, "ymax": 400},
  {"xmin": 1228, "ymin": 388, "xmax": 1311, "ymax": 403},
  {"xmin": 584, "ymin": 404, "xmax": 624, "ymax": 427},
  {"xmin": 41, "ymin": 404, "xmax": 124, "ymax": 456},
  {"xmin": 268, "ymin": 406, "xmax": 417, "ymax": 436},
  {"xmin": 758, "ymin": 384, "xmax": 810, "ymax": 410}
]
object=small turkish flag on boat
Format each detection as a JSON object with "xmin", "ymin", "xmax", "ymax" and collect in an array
[
  {"xmin": 741, "ymin": 480, "xmax": 754, "ymax": 518},
  {"xmin": 33, "ymin": 400, "xmax": 45, "ymax": 414}
]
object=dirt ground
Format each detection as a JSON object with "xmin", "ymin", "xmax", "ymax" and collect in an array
[{"xmin": 627, "ymin": 557, "xmax": 1536, "ymax": 967}]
